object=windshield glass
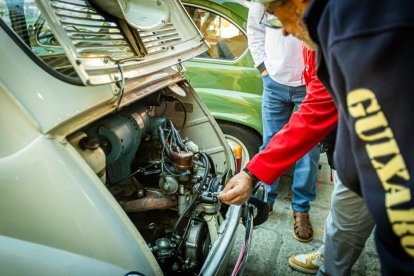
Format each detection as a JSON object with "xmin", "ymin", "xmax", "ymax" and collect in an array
[{"xmin": 0, "ymin": 0, "xmax": 81, "ymax": 82}]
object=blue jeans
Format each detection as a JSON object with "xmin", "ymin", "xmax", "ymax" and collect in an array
[{"xmin": 260, "ymin": 75, "xmax": 319, "ymax": 212}]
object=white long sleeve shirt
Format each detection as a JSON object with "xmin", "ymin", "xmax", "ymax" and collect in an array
[{"xmin": 247, "ymin": 2, "xmax": 304, "ymax": 87}]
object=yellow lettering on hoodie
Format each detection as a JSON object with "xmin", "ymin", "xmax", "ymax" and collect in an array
[{"xmin": 348, "ymin": 88, "xmax": 413, "ymax": 257}]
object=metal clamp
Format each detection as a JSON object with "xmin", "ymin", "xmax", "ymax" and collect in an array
[{"xmin": 114, "ymin": 62, "xmax": 125, "ymax": 111}]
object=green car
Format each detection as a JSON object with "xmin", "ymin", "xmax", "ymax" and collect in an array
[{"xmin": 182, "ymin": 0, "xmax": 263, "ymax": 167}]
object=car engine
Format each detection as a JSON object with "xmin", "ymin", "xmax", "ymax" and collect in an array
[{"xmin": 69, "ymin": 91, "xmax": 228, "ymax": 275}]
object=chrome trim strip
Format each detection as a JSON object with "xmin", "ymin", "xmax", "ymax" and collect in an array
[{"xmin": 199, "ymin": 205, "xmax": 242, "ymax": 276}]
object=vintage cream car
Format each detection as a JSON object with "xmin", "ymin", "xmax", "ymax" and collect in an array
[{"xmin": 0, "ymin": 0, "xmax": 254, "ymax": 275}]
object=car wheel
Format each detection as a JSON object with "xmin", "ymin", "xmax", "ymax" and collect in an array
[{"xmin": 217, "ymin": 121, "xmax": 262, "ymax": 168}]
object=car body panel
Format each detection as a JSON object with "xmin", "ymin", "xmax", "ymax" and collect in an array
[
  {"xmin": 0, "ymin": 236, "xmax": 135, "ymax": 276},
  {"xmin": 195, "ymin": 87, "xmax": 262, "ymax": 133},
  {"xmin": 1, "ymin": 27, "xmax": 114, "ymax": 134},
  {"xmin": 0, "ymin": 92, "xmax": 162, "ymax": 274}
]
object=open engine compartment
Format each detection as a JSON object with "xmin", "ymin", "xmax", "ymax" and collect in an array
[
  {"xmin": 0, "ymin": 0, "xmax": 246, "ymax": 274},
  {"xmin": 68, "ymin": 81, "xmax": 234, "ymax": 275}
]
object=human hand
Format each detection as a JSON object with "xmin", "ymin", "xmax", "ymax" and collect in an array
[{"xmin": 217, "ymin": 171, "xmax": 253, "ymax": 205}]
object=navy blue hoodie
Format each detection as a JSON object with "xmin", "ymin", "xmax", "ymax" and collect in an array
[{"xmin": 304, "ymin": 0, "xmax": 414, "ymax": 274}]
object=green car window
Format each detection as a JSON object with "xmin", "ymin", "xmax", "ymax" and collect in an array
[
  {"xmin": 0, "ymin": 0, "xmax": 81, "ymax": 83},
  {"xmin": 185, "ymin": 6, "xmax": 247, "ymax": 61}
]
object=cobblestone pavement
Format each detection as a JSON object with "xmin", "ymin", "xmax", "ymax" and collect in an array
[{"xmin": 225, "ymin": 154, "xmax": 381, "ymax": 276}]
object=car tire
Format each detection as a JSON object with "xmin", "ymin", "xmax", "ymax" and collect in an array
[{"xmin": 217, "ymin": 121, "xmax": 262, "ymax": 167}]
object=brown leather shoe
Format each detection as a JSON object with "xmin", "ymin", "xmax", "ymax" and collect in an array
[{"xmin": 293, "ymin": 211, "xmax": 313, "ymax": 242}]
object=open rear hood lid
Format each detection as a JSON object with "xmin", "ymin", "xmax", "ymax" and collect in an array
[
  {"xmin": 89, "ymin": 0, "xmax": 170, "ymax": 32},
  {"xmin": 35, "ymin": 0, "xmax": 208, "ymax": 85}
]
